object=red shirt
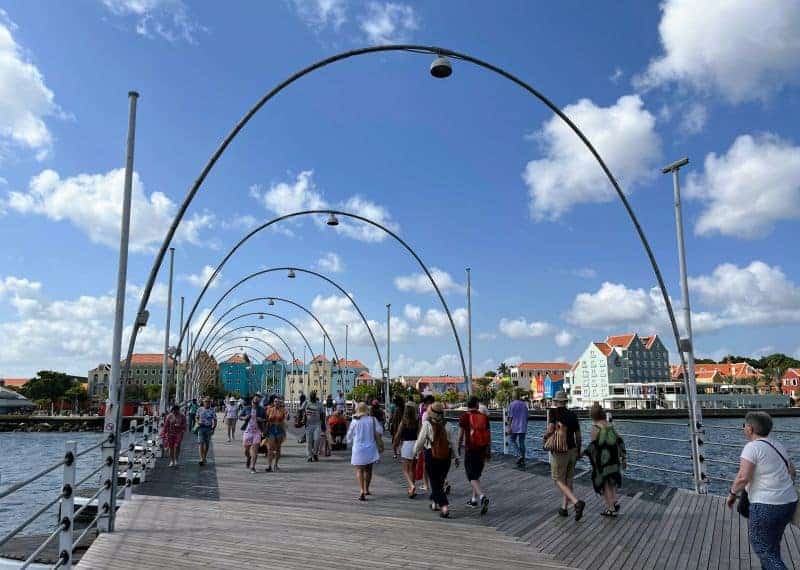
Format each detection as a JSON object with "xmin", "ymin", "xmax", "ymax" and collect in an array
[{"xmin": 458, "ymin": 410, "xmax": 489, "ymax": 451}]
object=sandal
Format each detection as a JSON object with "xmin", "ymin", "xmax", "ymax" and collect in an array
[
  {"xmin": 358, "ymin": 493, "xmax": 367, "ymax": 501},
  {"xmin": 408, "ymin": 486, "xmax": 416, "ymax": 499},
  {"xmin": 440, "ymin": 510, "xmax": 450, "ymax": 519},
  {"xmin": 614, "ymin": 501, "xmax": 620, "ymax": 513},
  {"xmin": 601, "ymin": 508, "xmax": 617, "ymax": 517}
]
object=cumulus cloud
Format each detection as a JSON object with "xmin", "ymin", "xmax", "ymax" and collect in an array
[
  {"xmin": 498, "ymin": 318, "xmax": 554, "ymax": 339},
  {"xmin": 0, "ymin": 19, "xmax": 61, "ymax": 160},
  {"xmin": 6, "ymin": 168, "xmax": 215, "ymax": 252},
  {"xmin": 250, "ymin": 170, "xmax": 397, "ymax": 243},
  {"xmin": 634, "ymin": 0, "xmax": 800, "ymax": 103},
  {"xmin": 403, "ymin": 304, "xmax": 421, "ymax": 321},
  {"xmin": 566, "ymin": 282, "xmax": 667, "ymax": 331},
  {"xmin": 394, "ymin": 267, "xmax": 465, "ymax": 295},
  {"xmin": 678, "ymin": 103, "xmax": 708, "ymax": 135},
  {"xmin": 101, "ymin": 0, "xmax": 205, "ymax": 43},
  {"xmin": 414, "ymin": 308, "xmax": 468, "ymax": 337},
  {"xmin": 391, "ymin": 353, "xmax": 460, "ymax": 377},
  {"xmin": 555, "ymin": 330, "xmax": 575, "ymax": 347},
  {"xmin": 290, "ymin": 0, "xmax": 347, "ymax": 31},
  {"xmin": 523, "ymin": 94, "xmax": 661, "ymax": 220},
  {"xmin": 316, "ymin": 252, "xmax": 344, "ymax": 273},
  {"xmin": 360, "ymin": 2, "xmax": 418, "ymax": 44},
  {"xmin": 126, "ymin": 282, "xmax": 169, "ymax": 306},
  {"xmin": 182, "ymin": 265, "xmax": 220, "ymax": 289},
  {"xmin": 685, "ymin": 134, "xmax": 800, "ymax": 239}
]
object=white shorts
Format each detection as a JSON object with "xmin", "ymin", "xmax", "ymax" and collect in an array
[{"xmin": 401, "ymin": 440, "xmax": 416, "ymax": 461}]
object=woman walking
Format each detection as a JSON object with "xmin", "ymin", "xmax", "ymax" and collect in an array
[
  {"xmin": 584, "ymin": 403, "xmax": 627, "ymax": 516},
  {"xmin": 413, "ymin": 402, "xmax": 459, "ymax": 518},
  {"xmin": 240, "ymin": 394, "xmax": 266, "ymax": 474},
  {"xmin": 392, "ymin": 402, "xmax": 420, "ymax": 498},
  {"xmin": 346, "ymin": 402, "xmax": 382, "ymax": 501},
  {"xmin": 728, "ymin": 411, "xmax": 797, "ymax": 570},
  {"xmin": 224, "ymin": 397, "xmax": 239, "ymax": 443},
  {"xmin": 160, "ymin": 404, "xmax": 187, "ymax": 467},
  {"xmin": 265, "ymin": 397, "xmax": 287, "ymax": 472}
]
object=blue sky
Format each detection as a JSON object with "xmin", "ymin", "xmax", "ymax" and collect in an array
[{"xmin": 1, "ymin": 0, "xmax": 799, "ymax": 379}]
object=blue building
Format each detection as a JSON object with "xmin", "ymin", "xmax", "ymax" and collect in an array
[
  {"xmin": 218, "ymin": 352, "xmax": 290, "ymax": 397},
  {"xmin": 543, "ymin": 375, "xmax": 565, "ymax": 399}
]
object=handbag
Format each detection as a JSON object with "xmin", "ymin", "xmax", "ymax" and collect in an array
[
  {"xmin": 737, "ymin": 490, "xmax": 750, "ymax": 518},
  {"xmin": 543, "ymin": 410, "xmax": 568, "ymax": 454},
  {"xmin": 373, "ymin": 417, "xmax": 385, "ymax": 453}
]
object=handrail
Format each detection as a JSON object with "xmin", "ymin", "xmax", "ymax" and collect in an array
[
  {"xmin": 0, "ymin": 492, "xmax": 64, "ymax": 548},
  {"xmin": 627, "ymin": 462, "xmax": 693, "ymax": 476},
  {"xmin": 0, "ymin": 457, "xmax": 69, "ymax": 501},
  {"xmin": 613, "ymin": 419, "xmax": 689, "ymax": 427},
  {"xmin": 74, "ymin": 463, "xmax": 106, "ymax": 489},
  {"xmin": 20, "ymin": 525, "xmax": 61, "ymax": 569},
  {"xmin": 75, "ymin": 434, "xmax": 114, "ymax": 459},
  {"xmin": 617, "ymin": 433, "xmax": 690, "ymax": 443}
]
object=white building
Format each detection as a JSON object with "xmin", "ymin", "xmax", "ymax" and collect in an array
[{"xmin": 570, "ymin": 333, "xmax": 670, "ymax": 409}]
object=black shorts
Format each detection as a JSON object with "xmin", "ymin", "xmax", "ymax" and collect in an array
[{"xmin": 464, "ymin": 447, "xmax": 488, "ymax": 481}]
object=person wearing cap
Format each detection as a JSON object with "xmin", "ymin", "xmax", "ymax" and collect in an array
[
  {"xmin": 413, "ymin": 402, "xmax": 459, "ymax": 518},
  {"xmin": 224, "ymin": 397, "xmax": 240, "ymax": 443},
  {"xmin": 347, "ymin": 402, "xmax": 383, "ymax": 501},
  {"xmin": 543, "ymin": 390, "xmax": 585, "ymax": 521}
]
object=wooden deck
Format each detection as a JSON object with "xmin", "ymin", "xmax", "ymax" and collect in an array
[{"xmin": 76, "ymin": 425, "xmax": 800, "ymax": 569}]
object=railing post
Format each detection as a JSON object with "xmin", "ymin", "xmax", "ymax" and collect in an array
[
  {"xmin": 501, "ymin": 405, "xmax": 509, "ymax": 455},
  {"xmin": 58, "ymin": 441, "xmax": 76, "ymax": 569},
  {"xmin": 97, "ymin": 433, "xmax": 114, "ymax": 533}
]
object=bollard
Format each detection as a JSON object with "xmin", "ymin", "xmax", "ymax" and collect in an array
[{"xmin": 58, "ymin": 441, "xmax": 76, "ymax": 569}]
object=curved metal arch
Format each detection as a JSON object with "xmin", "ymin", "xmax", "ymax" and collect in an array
[
  {"xmin": 126, "ymin": 44, "xmax": 684, "ymax": 398},
  {"xmin": 209, "ymin": 341, "xmax": 269, "ymax": 362},
  {"xmin": 209, "ymin": 323, "xmax": 298, "ymax": 366},
  {"xmin": 204, "ymin": 326, "xmax": 285, "ymax": 361},
  {"xmin": 207, "ymin": 335, "xmax": 279, "ymax": 360},
  {"xmin": 185, "ymin": 268, "xmax": 382, "ymax": 380},
  {"xmin": 200, "ymin": 296, "xmax": 341, "ymax": 366},
  {"xmin": 201, "ymin": 312, "xmax": 313, "ymax": 361}
]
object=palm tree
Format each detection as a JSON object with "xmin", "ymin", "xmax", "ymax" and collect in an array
[{"xmin": 497, "ymin": 362, "xmax": 510, "ymax": 377}]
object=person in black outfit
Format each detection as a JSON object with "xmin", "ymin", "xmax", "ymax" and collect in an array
[{"xmin": 543, "ymin": 390, "xmax": 586, "ymax": 521}]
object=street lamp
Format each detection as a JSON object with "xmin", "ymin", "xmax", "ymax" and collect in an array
[
  {"xmin": 268, "ymin": 298, "xmax": 275, "ymax": 306},
  {"xmin": 430, "ymin": 54, "xmax": 453, "ymax": 78},
  {"xmin": 287, "ymin": 269, "xmax": 296, "ymax": 279},
  {"xmin": 326, "ymin": 213, "xmax": 339, "ymax": 226}
]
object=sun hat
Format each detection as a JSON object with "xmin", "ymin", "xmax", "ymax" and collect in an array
[
  {"xmin": 353, "ymin": 402, "xmax": 369, "ymax": 418},
  {"xmin": 553, "ymin": 390, "xmax": 568, "ymax": 403}
]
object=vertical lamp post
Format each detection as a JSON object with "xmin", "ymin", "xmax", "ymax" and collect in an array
[
  {"xmin": 466, "ymin": 267, "xmax": 472, "ymax": 397},
  {"xmin": 175, "ymin": 295, "xmax": 184, "ymax": 403},
  {"xmin": 662, "ymin": 156, "xmax": 706, "ymax": 494},
  {"xmin": 385, "ymin": 303, "xmax": 391, "ymax": 415},
  {"xmin": 159, "ymin": 247, "xmax": 175, "ymax": 416}
]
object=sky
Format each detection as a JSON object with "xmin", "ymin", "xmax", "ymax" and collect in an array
[{"xmin": 0, "ymin": 0, "xmax": 799, "ymax": 379}]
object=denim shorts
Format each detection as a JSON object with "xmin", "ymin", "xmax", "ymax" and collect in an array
[{"xmin": 196, "ymin": 425, "xmax": 213, "ymax": 445}]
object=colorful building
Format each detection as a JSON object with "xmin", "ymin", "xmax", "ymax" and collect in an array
[
  {"xmin": 509, "ymin": 362, "xmax": 571, "ymax": 397},
  {"xmin": 218, "ymin": 352, "xmax": 292, "ymax": 397},
  {"xmin": 331, "ymin": 358, "xmax": 369, "ymax": 395},
  {"xmin": 416, "ymin": 375, "xmax": 469, "ymax": 395},
  {"xmin": 782, "ymin": 368, "xmax": 800, "ymax": 399}
]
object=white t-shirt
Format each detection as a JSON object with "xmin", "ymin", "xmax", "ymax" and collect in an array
[{"xmin": 741, "ymin": 438, "xmax": 798, "ymax": 505}]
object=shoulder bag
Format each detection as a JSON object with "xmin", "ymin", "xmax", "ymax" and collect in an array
[
  {"xmin": 543, "ymin": 409, "xmax": 568, "ymax": 454},
  {"xmin": 373, "ymin": 417, "xmax": 385, "ymax": 453}
]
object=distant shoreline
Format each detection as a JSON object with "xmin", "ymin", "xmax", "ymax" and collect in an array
[{"xmin": 446, "ymin": 406, "xmax": 800, "ymax": 422}]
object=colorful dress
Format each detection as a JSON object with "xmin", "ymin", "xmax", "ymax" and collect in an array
[
  {"xmin": 585, "ymin": 423, "xmax": 627, "ymax": 494},
  {"xmin": 266, "ymin": 406, "xmax": 287, "ymax": 440},
  {"xmin": 242, "ymin": 407, "xmax": 264, "ymax": 447},
  {"xmin": 161, "ymin": 413, "xmax": 186, "ymax": 449}
]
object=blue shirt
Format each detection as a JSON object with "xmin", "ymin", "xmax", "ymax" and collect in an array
[{"xmin": 508, "ymin": 400, "xmax": 528, "ymax": 434}]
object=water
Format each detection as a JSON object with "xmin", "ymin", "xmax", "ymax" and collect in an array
[
  {"xmin": 0, "ymin": 432, "xmax": 105, "ymax": 538},
  {"xmin": 489, "ymin": 416, "xmax": 800, "ymax": 495}
]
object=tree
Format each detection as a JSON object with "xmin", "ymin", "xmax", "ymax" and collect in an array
[
  {"xmin": 390, "ymin": 381, "xmax": 419, "ymax": 403},
  {"xmin": 203, "ymin": 381, "xmax": 226, "ymax": 401},
  {"xmin": 349, "ymin": 383, "xmax": 377, "ymax": 403},
  {"xmin": 497, "ymin": 362, "xmax": 510, "ymax": 377},
  {"xmin": 483, "ymin": 370, "xmax": 496, "ymax": 378},
  {"xmin": 64, "ymin": 384, "xmax": 89, "ymax": 414},
  {"xmin": 495, "ymin": 379, "xmax": 515, "ymax": 406},
  {"xmin": 472, "ymin": 376, "xmax": 495, "ymax": 404},
  {"xmin": 143, "ymin": 384, "xmax": 162, "ymax": 402},
  {"xmin": 21, "ymin": 371, "xmax": 76, "ymax": 414}
]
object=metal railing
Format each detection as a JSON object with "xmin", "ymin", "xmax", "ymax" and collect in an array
[{"xmin": 0, "ymin": 416, "xmax": 162, "ymax": 569}]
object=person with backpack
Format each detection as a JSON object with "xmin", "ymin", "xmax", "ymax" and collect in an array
[
  {"xmin": 413, "ymin": 402, "xmax": 459, "ymax": 518},
  {"xmin": 543, "ymin": 390, "xmax": 586, "ymax": 521},
  {"xmin": 585, "ymin": 403, "xmax": 627, "ymax": 516},
  {"xmin": 458, "ymin": 396, "xmax": 491, "ymax": 514}
]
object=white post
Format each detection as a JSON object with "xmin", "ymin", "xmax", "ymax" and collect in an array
[
  {"xmin": 501, "ymin": 406, "xmax": 509, "ymax": 455},
  {"xmin": 97, "ymin": 433, "xmax": 114, "ymax": 532},
  {"xmin": 466, "ymin": 267, "xmax": 472, "ymax": 397},
  {"xmin": 58, "ymin": 441, "xmax": 77, "ymax": 569},
  {"xmin": 159, "ymin": 247, "xmax": 175, "ymax": 416},
  {"xmin": 385, "ymin": 303, "xmax": 391, "ymax": 415}
]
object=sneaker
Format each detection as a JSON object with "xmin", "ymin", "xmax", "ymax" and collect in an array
[
  {"xmin": 307, "ymin": 457, "xmax": 313, "ymax": 462},
  {"xmin": 250, "ymin": 468, "xmax": 256, "ymax": 474},
  {"xmin": 313, "ymin": 455, "xmax": 319, "ymax": 462},
  {"xmin": 466, "ymin": 499, "xmax": 478, "ymax": 508},
  {"xmin": 558, "ymin": 507, "xmax": 569, "ymax": 517},
  {"xmin": 574, "ymin": 500, "xmax": 586, "ymax": 522},
  {"xmin": 480, "ymin": 495, "xmax": 490, "ymax": 515}
]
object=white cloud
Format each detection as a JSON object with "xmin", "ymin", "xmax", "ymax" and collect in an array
[
  {"xmin": 609, "ymin": 68, "xmax": 624, "ymax": 83},
  {"xmin": 392, "ymin": 353, "xmax": 460, "ymax": 377},
  {"xmin": 503, "ymin": 355, "xmax": 523, "ymax": 367},
  {"xmin": 221, "ymin": 214, "xmax": 258, "ymax": 231},
  {"xmin": 555, "ymin": 330, "xmax": 575, "ymax": 347},
  {"xmin": 182, "ymin": 265, "xmax": 220, "ymax": 289},
  {"xmin": 685, "ymin": 134, "xmax": 800, "ymax": 239},
  {"xmin": 316, "ymin": 252, "xmax": 344, "ymax": 273},
  {"xmin": 678, "ymin": 103, "xmax": 708, "ymax": 135},
  {"xmin": 6, "ymin": 168, "xmax": 215, "ymax": 252},
  {"xmin": 414, "ymin": 308, "xmax": 467, "ymax": 337},
  {"xmin": 360, "ymin": 2, "xmax": 418, "ymax": 44},
  {"xmin": 523, "ymin": 94, "xmax": 661, "ymax": 220},
  {"xmin": 634, "ymin": 0, "xmax": 800, "ymax": 103},
  {"xmin": 101, "ymin": 0, "xmax": 205, "ymax": 43},
  {"xmin": 572, "ymin": 267, "xmax": 597, "ymax": 279},
  {"xmin": 250, "ymin": 170, "xmax": 397, "ymax": 243},
  {"xmin": 403, "ymin": 304, "xmax": 421, "ymax": 321},
  {"xmin": 498, "ymin": 318, "xmax": 554, "ymax": 339},
  {"xmin": 290, "ymin": 0, "xmax": 347, "ymax": 31},
  {"xmin": 394, "ymin": 267, "xmax": 465, "ymax": 295},
  {"xmin": 0, "ymin": 19, "xmax": 61, "ymax": 160},
  {"xmin": 126, "ymin": 281, "xmax": 169, "ymax": 306},
  {"xmin": 566, "ymin": 282, "xmax": 666, "ymax": 331}
]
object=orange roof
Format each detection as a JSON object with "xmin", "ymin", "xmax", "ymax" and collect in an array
[
  {"xmin": 0, "ymin": 378, "xmax": 28, "ymax": 387},
  {"xmin": 312, "ymin": 354, "xmax": 329, "ymax": 363},
  {"xmin": 417, "ymin": 376, "xmax": 465, "ymax": 384},
  {"xmin": 357, "ymin": 371, "xmax": 373, "ymax": 380},
  {"xmin": 605, "ymin": 334, "xmax": 636, "ymax": 348},
  {"xmin": 338, "ymin": 358, "xmax": 367, "ymax": 369},
  {"xmin": 128, "ymin": 353, "xmax": 174, "ymax": 366},
  {"xmin": 641, "ymin": 335, "xmax": 658, "ymax": 349},
  {"xmin": 784, "ymin": 368, "xmax": 800, "ymax": 380},
  {"xmin": 517, "ymin": 362, "xmax": 571, "ymax": 370},
  {"xmin": 225, "ymin": 353, "xmax": 251, "ymax": 364},
  {"xmin": 673, "ymin": 362, "xmax": 763, "ymax": 380},
  {"xmin": 594, "ymin": 342, "xmax": 613, "ymax": 356},
  {"xmin": 292, "ymin": 358, "xmax": 303, "ymax": 366},
  {"xmin": 265, "ymin": 352, "xmax": 284, "ymax": 362}
]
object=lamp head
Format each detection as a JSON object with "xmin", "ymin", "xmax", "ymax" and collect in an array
[
  {"xmin": 430, "ymin": 55, "xmax": 452, "ymax": 79},
  {"xmin": 287, "ymin": 269, "xmax": 296, "ymax": 279},
  {"xmin": 326, "ymin": 213, "xmax": 339, "ymax": 226},
  {"xmin": 268, "ymin": 298, "xmax": 275, "ymax": 306}
]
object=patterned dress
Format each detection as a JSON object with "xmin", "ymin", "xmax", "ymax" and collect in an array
[{"xmin": 161, "ymin": 413, "xmax": 187, "ymax": 449}]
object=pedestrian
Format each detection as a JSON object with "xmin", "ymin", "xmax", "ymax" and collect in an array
[
  {"xmin": 328, "ymin": 409, "xmax": 348, "ymax": 450},
  {"xmin": 415, "ymin": 394, "xmax": 435, "ymax": 491},
  {"xmin": 334, "ymin": 390, "xmax": 346, "ymax": 413},
  {"xmin": 347, "ymin": 402, "xmax": 382, "ymax": 501},
  {"xmin": 585, "ymin": 403, "xmax": 627, "ymax": 517},
  {"xmin": 296, "ymin": 391, "xmax": 307, "ymax": 443},
  {"xmin": 195, "ymin": 397, "xmax": 216, "ymax": 466},
  {"xmin": 414, "ymin": 402, "xmax": 459, "ymax": 518},
  {"xmin": 240, "ymin": 394, "xmax": 266, "ymax": 474},
  {"xmin": 265, "ymin": 397, "xmax": 287, "ymax": 472},
  {"xmin": 324, "ymin": 393, "xmax": 335, "ymax": 417},
  {"xmin": 160, "ymin": 404, "xmax": 186, "ymax": 467},
  {"xmin": 224, "ymin": 397, "xmax": 239, "ymax": 443},
  {"xmin": 507, "ymin": 389, "xmax": 528, "ymax": 467},
  {"xmin": 389, "ymin": 395, "xmax": 405, "ymax": 437},
  {"xmin": 392, "ymin": 402, "xmax": 420, "ymax": 498},
  {"xmin": 186, "ymin": 398, "xmax": 198, "ymax": 432},
  {"xmin": 728, "ymin": 411, "xmax": 798, "ymax": 569},
  {"xmin": 543, "ymin": 390, "xmax": 585, "ymax": 521},
  {"xmin": 304, "ymin": 391, "xmax": 325, "ymax": 462},
  {"xmin": 371, "ymin": 399, "xmax": 385, "ymax": 427},
  {"xmin": 458, "ymin": 396, "xmax": 492, "ymax": 514}
]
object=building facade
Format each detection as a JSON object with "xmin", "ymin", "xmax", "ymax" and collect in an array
[
  {"xmin": 88, "ymin": 354, "xmax": 174, "ymax": 400},
  {"xmin": 782, "ymin": 368, "xmax": 800, "ymax": 399},
  {"xmin": 218, "ymin": 352, "xmax": 291, "ymax": 397},
  {"xmin": 509, "ymin": 362, "xmax": 571, "ymax": 397},
  {"xmin": 569, "ymin": 333, "xmax": 670, "ymax": 409},
  {"xmin": 330, "ymin": 358, "xmax": 369, "ymax": 396},
  {"xmin": 416, "ymin": 375, "xmax": 469, "ymax": 395},
  {"xmin": 88, "ymin": 364, "xmax": 111, "ymax": 398}
]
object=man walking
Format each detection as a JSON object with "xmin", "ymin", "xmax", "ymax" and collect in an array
[
  {"xmin": 458, "ymin": 396, "xmax": 492, "ymax": 514},
  {"xmin": 304, "ymin": 391, "xmax": 325, "ymax": 462},
  {"xmin": 334, "ymin": 390, "xmax": 346, "ymax": 413},
  {"xmin": 196, "ymin": 397, "xmax": 217, "ymax": 466},
  {"xmin": 543, "ymin": 390, "xmax": 585, "ymax": 521},
  {"xmin": 186, "ymin": 398, "xmax": 198, "ymax": 432},
  {"xmin": 508, "ymin": 390, "xmax": 528, "ymax": 467}
]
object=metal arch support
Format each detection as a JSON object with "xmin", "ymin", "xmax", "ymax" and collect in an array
[
  {"xmin": 208, "ymin": 342, "xmax": 269, "ymax": 362},
  {"xmin": 200, "ymin": 312, "xmax": 313, "ymax": 361},
  {"xmin": 207, "ymin": 335, "xmax": 280, "ymax": 360},
  {"xmin": 184, "ymin": 268, "xmax": 383, "ymax": 383},
  {"xmin": 204, "ymin": 326, "xmax": 283, "ymax": 361},
  {"xmin": 208, "ymin": 324, "xmax": 298, "ymax": 366},
  {"xmin": 200, "ymin": 296, "xmax": 341, "ymax": 366}
]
